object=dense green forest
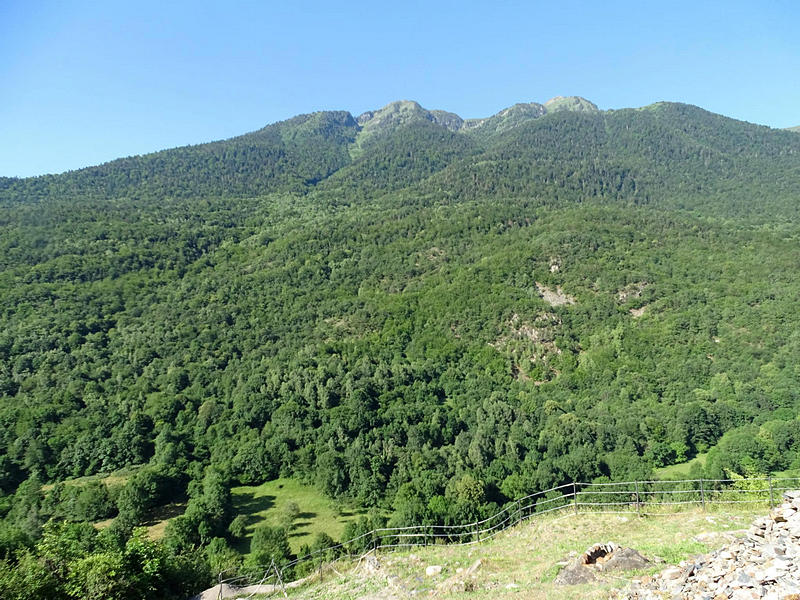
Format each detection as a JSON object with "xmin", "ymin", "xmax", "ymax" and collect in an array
[{"xmin": 2, "ymin": 97, "xmax": 800, "ymax": 598}]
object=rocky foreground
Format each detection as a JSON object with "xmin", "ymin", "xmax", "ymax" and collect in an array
[{"xmin": 620, "ymin": 492, "xmax": 800, "ymax": 600}]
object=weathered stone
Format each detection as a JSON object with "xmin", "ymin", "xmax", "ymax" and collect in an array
[
  {"xmin": 600, "ymin": 548, "xmax": 651, "ymax": 572},
  {"xmin": 465, "ymin": 558, "xmax": 482, "ymax": 575},
  {"xmin": 425, "ymin": 565, "xmax": 443, "ymax": 576},
  {"xmin": 554, "ymin": 562, "xmax": 597, "ymax": 585},
  {"xmin": 661, "ymin": 567, "xmax": 683, "ymax": 580}
]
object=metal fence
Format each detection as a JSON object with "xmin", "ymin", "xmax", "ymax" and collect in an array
[{"xmin": 215, "ymin": 475, "xmax": 800, "ymax": 596}]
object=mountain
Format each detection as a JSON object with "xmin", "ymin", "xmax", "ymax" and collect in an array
[
  {"xmin": 2, "ymin": 97, "xmax": 800, "ymax": 599},
  {"xmin": 0, "ymin": 110, "xmax": 361, "ymax": 202},
  {"xmin": 4, "ymin": 97, "xmax": 797, "ymax": 217},
  {"xmin": 788, "ymin": 125, "xmax": 800, "ymax": 133},
  {"xmin": 544, "ymin": 95, "xmax": 599, "ymax": 113},
  {"xmin": 462, "ymin": 102, "xmax": 547, "ymax": 135}
]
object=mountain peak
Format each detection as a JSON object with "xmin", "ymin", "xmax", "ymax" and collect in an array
[
  {"xmin": 351, "ymin": 100, "xmax": 464, "ymax": 156},
  {"xmin": 463, "ymin": 102, "xmax": 546, "ymax": 134},
  {"xmin": 543, "ymin": 96, "xmax": 599, "ymax": 113},
  {"xmin": 356, "ymin": 100, "xmax": 425, "ymax": 125},
  {"xmin": 353, "ymin": 96, "xmax": 600, "ymax": 141},
  {"xmin": 462, "ymin": 97, "xmax": 600, "ymax": 137},
  {"xmin": 356, "ymin": 100, "xmax": 463, "ymax": 131}
]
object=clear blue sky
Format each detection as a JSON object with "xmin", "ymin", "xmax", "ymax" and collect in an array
[{"xmin": 2, "ymin": 0, "xmax": 799, "ymax": 177}]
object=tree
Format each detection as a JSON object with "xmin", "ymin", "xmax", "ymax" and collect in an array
[
  {"xmin": 278, "ymin": 501, "xmax": 300, "ymax": 530},
  {"xmin": 66, "ymin": 552, "xmax": 129, "ymax": 600},
  {"xmin": 246, "ymin": 525, "xmax": 291, "ymax": 571},
  {"xmin": 227, "ymin": 515, "xmax": 248, "ymax": 540}
]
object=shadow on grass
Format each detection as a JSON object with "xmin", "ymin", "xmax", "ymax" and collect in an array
[
  {"xmin": 234, "ymin": 494, "xmax": 277, "ymax": 522},
  {"xmin": 337, "ymin": 508, "xmax": 369, "ymax": 518},
  {"xmin": 232, "ymin": 536, "xmax": 253, "ymax": 555},
  {"xmin": 142, "ymin": 502, "xmax": 187, "ymax": 526}
]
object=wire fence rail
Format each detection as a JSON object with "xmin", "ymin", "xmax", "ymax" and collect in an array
[{"xmin": 214, "ymin": 475, "xmax": 800, "ymax": 596}]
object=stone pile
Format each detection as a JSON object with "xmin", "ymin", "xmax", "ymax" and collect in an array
[{"xmin": 621, "ymin": 491, "xmax": 800, "ymax": 600}]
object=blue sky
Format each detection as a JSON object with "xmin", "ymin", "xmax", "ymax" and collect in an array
[{"xmin": 2, "ymin": 0, "xmax": 799, "ymax": 177}]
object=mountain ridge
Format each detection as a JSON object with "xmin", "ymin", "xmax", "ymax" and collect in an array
[
  {"xmin": 4, "ymin": 97, "xmax": 799, "ymax": 222},
  {"xmin": 0, "ymin": 96, "xmax": 644, "ymax": 181}
]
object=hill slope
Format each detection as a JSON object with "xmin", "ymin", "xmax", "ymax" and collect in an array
[
  {"xmin": 206, "ymin": 507, "xmax": 760, "ymax": 600},
  {"xmin": 2, "ymin": 97, "xmax": 800, "ymax": 600},
  {"xmin": 0, "ymin": 110, "xmax": 360, "ymax": 202}
]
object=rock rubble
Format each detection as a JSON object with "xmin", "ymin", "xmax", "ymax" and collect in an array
[{"xmin": 620, "ymin": 491, "xmax": 800, "ymax": 600}]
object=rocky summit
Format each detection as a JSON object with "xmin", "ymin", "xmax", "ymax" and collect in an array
[{"xmin": 620, "ymin": 492, "xmax": 800, "ymax": 600}]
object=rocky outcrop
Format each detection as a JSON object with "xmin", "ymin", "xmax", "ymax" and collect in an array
[
  {"xmin": 351, "ymin": 101, "xmax": 464, "ymax": 157},
  {"xmin": 354, "ymin": 101, "xmax": 463, "ymax": 133},
  {"xmin": 620, "ymin": 491, "xmax": 800, "ymax": 599},
  {"xmin": 543, "ymin": 95, "xmax": 599, "ymax": 113},
  {"xmin": 464, "ymin": 102, "xmax": 547, "ymax": 135},
  {"xmin": 535, "ymin": 282, "xmax": 576, "ymax": 306},
  {"xmin": 355, "ymin": 96, "xmax": 600, "ymax": 142},
  {"xmin": 555, "ymin": 542, "xmax": 650, "ymax": 585},
  {"xmin": 428, "ymin": 110, "xmax": 464, "ymax": 132}
]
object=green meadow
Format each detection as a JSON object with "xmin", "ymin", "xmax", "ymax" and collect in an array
[{"xmin": 231, "ymin": 478, "xmax": 368, "ymax": 554}]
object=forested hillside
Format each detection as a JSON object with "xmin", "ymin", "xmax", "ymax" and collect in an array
[{"xmin": 2, "ymin": 98, "xmax": 800, "ymax": 598}]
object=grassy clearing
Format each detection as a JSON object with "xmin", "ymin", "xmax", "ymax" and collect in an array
[
  {"xmin": 93, "ymin": 476, "xmax": 367, "ymax": 546},
  {"xmin": 276, "ymin": 505, "xmax": 762, "ymax": 600},
  {"xmin": 93, "ymin": 501, "xmax": 187, "ymax": 540},
  {"xmin": 41, "ymin": 465, "xmax": 140, "ymax": 492},
  {"xmin": 143, "ymin": 502, "xmax": 187, "ymax": 539},
  {"xmin": 231, "ymin": 478, "xmax": 367, "ymax": 554},
  {"xmin": 655, "ymin": 452, "xmax": 708, "ymax": 479}
]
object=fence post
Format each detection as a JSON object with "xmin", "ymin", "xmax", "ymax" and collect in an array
[
  {"xmin": 699, "ymin": 478, "xmax": 706, "ymax": 511},
  {"xmin": 768, "ymin": 474, "xmax": 775, "ymax": 510},
  {"xmin": 271, "ymin": 559, "xmax": 288, "ymax": 598},
  {"xmin": 635, "ymin": 480, "xmax": 641, "ymax": 517},
  {"xmin": 573, "ymin": 482, "xmax": 578, "ymax": 515}
]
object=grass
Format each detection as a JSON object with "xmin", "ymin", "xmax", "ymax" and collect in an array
[
  {"xmin": 94, "ymin": 501, "xmax": 188, "ymax": 540},
  {"xmin": 230, "ymin": 478, "xmax": 368, "ymax": 554},
  {"xmin": 101, "ymin": 477, "xmax": 368, "ymax": 548},
  {"xmin": 269, "ymin": 504, "xmax": 762, "ymax": 600},
  {"xmin": 41, "ymin": 465, "xmax": 140, "ymax": 492},
  {"xmin": 654, "ymin": 452, "xmax": 708, "ymax": 479},
  {"xmin": 88, "ymin": 474, "xmax": 364, "ymax": 550},
  {"xmin": 143, "ymin": 502, "xmax": 187, "ymax": 539}
]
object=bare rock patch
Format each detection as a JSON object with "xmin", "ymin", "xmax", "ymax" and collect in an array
[{"xmin": 536, "ymin": 282, "xmax": 576, "ymax": 306}]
